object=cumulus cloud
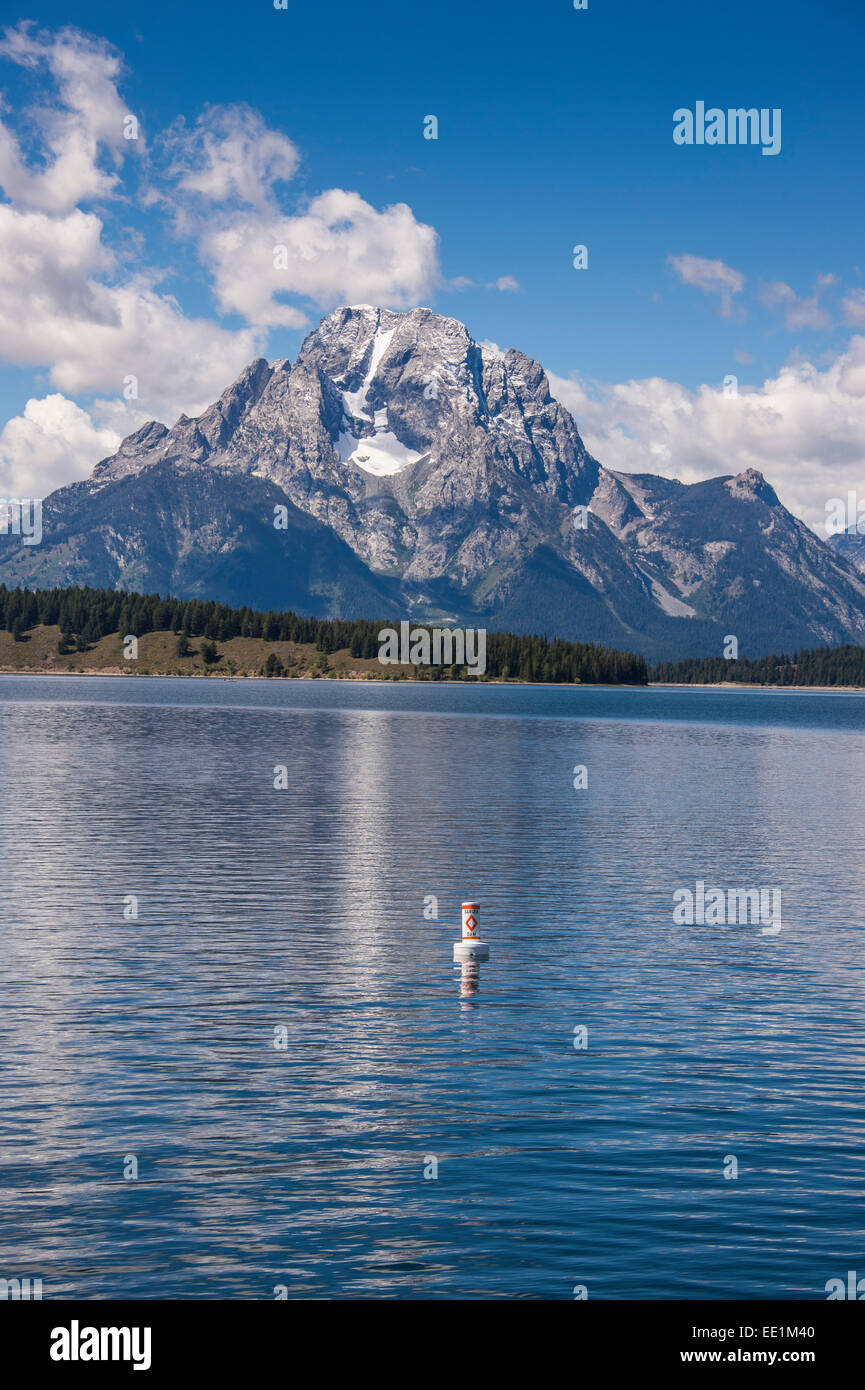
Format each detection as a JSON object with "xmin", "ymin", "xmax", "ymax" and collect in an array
[
  {"xmin": 0, "ymin": 393, "xmax": 131, "ymax": 496},
  {"xmin": 667, "ymin": 253, "xmax": 745, "ymax": 317},
  {"xmin": 0, "ymin": 26, "xmax": 259, "ymax": 425},
  {"xmin": 0, "ymin": 203, "xmax": 261, "ymax": 416},
  {"xmin": 204, "ymin": 188, "xmax": 440, "ymax": 328},
  {"xmin": 0, "ymin": 22, "xmax": 134, "ymax": 213},
  {"xmin": 162, "ymin": 104, "xmax": 300, "ymax": 214},
  {"xmin": 549, "ymin": 337, "xmax": 865, "ymax": 534},
  {"xmin": 156, "ymin": 104, "xmax": 441, "ymax": 328}
]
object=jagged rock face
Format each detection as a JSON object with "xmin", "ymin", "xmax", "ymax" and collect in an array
[
  {"xmin": 4, "ymin": 304, "xmax": 865, "ymax": 660},
  {"xmin": 591, "ymin": 468, "xmax": 865, "ymax": 652}
]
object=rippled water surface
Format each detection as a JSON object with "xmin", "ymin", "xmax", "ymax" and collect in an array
[{"xmin": 1, "ymin": 675, "xmax": 864, "ymax": 1299}]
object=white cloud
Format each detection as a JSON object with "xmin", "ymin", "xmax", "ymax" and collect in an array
[
  {"xmin": 842, "ymin": 289, "xmax": 865, "ymax": 327},
  {"xmin": 549, "ymin": 336, "xmax": 865, "ymax": 534},
  {"xmin": 162, "ymin": 104, "xmax": 299, "ymax": 213},
  {"xmin": 759, "ymin": 279, "xmax": 831, "ymax": 330},
  {"xmin": 0, "ymin": 22, "xmax": 134, "ymax": 213},
  {"xmin": 204, "ymin": 188, "xmax": 440, "ymax": 329},
  {"xmin": 667, "ymin": 253, "xmax": 745, "ymax": 317},
  {"xmin": 156, "ymin": 104, "xmax": 441, "ymax": 330},
  {"xmin": 0, "ymin": 203, "xmax": 261, "ymax": 417},
  {"xmin": 0, "ymin": 393, "xmax": 133, "ymax": 496},
  {"xmin": 0, "ymin": 26, "xmax": 258, "ymax": 431},
  {"xmin": 448, "ymin": 273, "xmax": 520, "ymax": 292}
]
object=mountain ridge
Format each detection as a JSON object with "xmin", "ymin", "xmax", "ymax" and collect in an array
[{"xmin": 2, "ymin": 304, "xmax": 864, "ymax": 661}]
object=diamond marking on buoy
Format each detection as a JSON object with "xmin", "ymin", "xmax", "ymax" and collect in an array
[{"xmin": 455, "ymin": 901, "xmax": 489, "ymax": 961}]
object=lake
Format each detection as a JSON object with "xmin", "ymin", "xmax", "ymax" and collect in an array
[{"xmin": 1, "ymin": 675, "xmax": 864, "ymax": 1299}]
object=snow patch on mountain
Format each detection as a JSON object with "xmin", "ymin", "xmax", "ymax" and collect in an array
[
  {"xmin": 337, "ymin": 425, "xmax": 429, "ymax": 477},
  {"xmin": 342, "ymin": 326, "xmax": 394, "ymax": 422}
]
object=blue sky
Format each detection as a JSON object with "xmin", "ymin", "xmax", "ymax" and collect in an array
[{"xmin": 1, "ymin": 0, "xmax": 864, "ymax": 531}]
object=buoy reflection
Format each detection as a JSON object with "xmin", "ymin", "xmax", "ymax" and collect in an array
[{"xmin": 458, "ymin": 959, "xmax": 481, "ymax": 1006}]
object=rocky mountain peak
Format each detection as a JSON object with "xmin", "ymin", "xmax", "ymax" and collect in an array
[
  {"xmin": 197, "ymin": 357, "xmax": 274, "ymax": 450},
  {"xmin": 725, "ymin": 468, "xmax": 779, "ymax": 506}
]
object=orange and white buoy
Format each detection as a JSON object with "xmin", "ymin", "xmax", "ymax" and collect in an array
[{"xmin": 453, "ymin": 901, "xmax": 490, "ymax": 961}]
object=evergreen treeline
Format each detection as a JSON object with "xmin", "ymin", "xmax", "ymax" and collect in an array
[
  {"xmin": 651, "ymin": 645, "xmax": 865, "ymax": 687},
  {"xmin": 0, "ymin": 582, "xmax": 648, "ymax": 684},
  {"xmin": 481, "ymin": 631, "xmax": 646, "ymax": 684}
]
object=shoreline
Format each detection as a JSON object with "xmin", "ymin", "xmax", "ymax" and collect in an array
[
  {"xmin": 0, "ymin": 667, "xmax": 637, "ymax": 688},
  {"xmin": 651, "ymin": 681, "xmax": 865, "ymax": 692},
  {"xmin": 0, "ymin": 667, "xmax": 863, "ymax": 693}
]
